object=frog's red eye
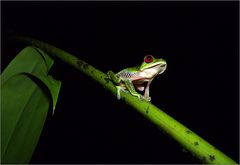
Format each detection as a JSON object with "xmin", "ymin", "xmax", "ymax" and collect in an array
[{"xmin": 144, "ymin": 55, "xmax": 154, "ymax": 63}]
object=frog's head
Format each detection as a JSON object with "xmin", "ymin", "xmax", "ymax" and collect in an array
[{"xmin": 139, "ymin": 55, "xmax": 167, "ymax": 75}]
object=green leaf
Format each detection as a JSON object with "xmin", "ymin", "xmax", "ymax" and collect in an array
[{"xmin": 1, "ymin": 46, "xmax": 61, "ymax": 163}]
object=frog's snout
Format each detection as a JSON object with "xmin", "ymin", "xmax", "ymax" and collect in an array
[{"xmin": 159, "ymin": 62, "xmax": 167, "ymax": 74}]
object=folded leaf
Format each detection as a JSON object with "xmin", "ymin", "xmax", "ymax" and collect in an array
[{"xmin": 1, "ymin": 46, "xmax": 61, "ymax": 163}]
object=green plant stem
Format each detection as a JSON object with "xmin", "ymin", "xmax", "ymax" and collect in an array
[{"xmin": 14, "ymin": 35, "xmax": 237, "ymax": 164}]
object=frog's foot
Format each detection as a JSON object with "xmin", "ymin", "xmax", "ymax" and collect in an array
[
  {"xmin": 107, "ymin": 71, "xmax": 113, "ymax": 79},
  {"xmin": 145, "ymin": 96, "xmax": 151, "ymax": 102},
  {"xmin": 116, "ymin": 86, "xmax": 122, "ymax": 100},
  {"xmin": 139, "ymin": 95, "xmax": 151, "ymax": 101},
  {"xmin": 116, "ymin": 86, "xmax": 127, "ymax": 100},
  {"xmin": 133, "ymin": 93, "xmax": 149, "ymax": 101}
]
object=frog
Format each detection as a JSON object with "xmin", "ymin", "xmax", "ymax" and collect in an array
[{"xmin": 107, "ymin": 55, "xmax": 167, "ymax": 101}]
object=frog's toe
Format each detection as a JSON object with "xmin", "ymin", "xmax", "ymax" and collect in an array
[
  {"xmin": 146, "ymin": 96, "xmax": 151, "ymax": 101},
  {"xmin": 116, "ymin": 86, "xmax": 121, "ymax": 100},
  {"xmin": 140, "ymin": 95, "xmax": 151, "ymax": 101},
  {"xmin": 117, "ymin": 94, "xmax": 121, "ymax": 100}
]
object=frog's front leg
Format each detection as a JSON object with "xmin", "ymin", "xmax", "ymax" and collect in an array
[
  {"xmin": 107, "ymin": 71, "xmax": 125, "ymax": 100},
  {"xmin": 107, "ymin": 70, "xmax": 121, "ymax": 84},
  {"xmin": 144, "ymin": 80, "xmax": 152, "ymax": 101}
]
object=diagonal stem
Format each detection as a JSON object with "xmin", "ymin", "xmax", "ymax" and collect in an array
[{"xmin": 13, "ymin": 35, "xmax": 237, "ymax": 164}]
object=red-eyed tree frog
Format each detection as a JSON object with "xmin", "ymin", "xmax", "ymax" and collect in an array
[{"xmin": 107, "ymin": 55, "xmax": 167, "ymax": 101}]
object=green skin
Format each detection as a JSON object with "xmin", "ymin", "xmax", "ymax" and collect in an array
[{"xmin": 107, "ymin": 55, "xmax": 167, "ymax": 101}]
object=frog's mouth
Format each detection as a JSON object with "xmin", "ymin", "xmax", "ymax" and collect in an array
[
  {"xmin": 150, "ymin": 63, "xmax": 166, "ymax": 69},
  {"xmin": 158, "ymin": 63, "xmax": 167, "ymax": 74},
  {"xmin": 140, "ymin": 63, "xmax": 161, "ymax": 71}
]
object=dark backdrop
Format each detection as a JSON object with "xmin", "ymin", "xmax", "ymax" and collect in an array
[{"xmin": 2, "ymin": 1, "xmax": 239, "ymax": 164}]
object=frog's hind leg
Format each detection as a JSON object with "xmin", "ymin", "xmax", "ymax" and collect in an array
[
  {"xmin": 108, "ymin": 70, "xmax": 125, "ymax": 100},
  {"xmin": 124, "ymin": 79, "xmax": 142, "ymax": 100}
]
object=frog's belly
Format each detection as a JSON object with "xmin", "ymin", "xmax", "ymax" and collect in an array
[{"xmin": 132, "ymin": 78, "xmax": 151, "ymax": 84}]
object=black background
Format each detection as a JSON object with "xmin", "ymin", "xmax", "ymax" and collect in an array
[{"xmin": 2, "ymin": 1, "xmax": 239, "ymax": 164}]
